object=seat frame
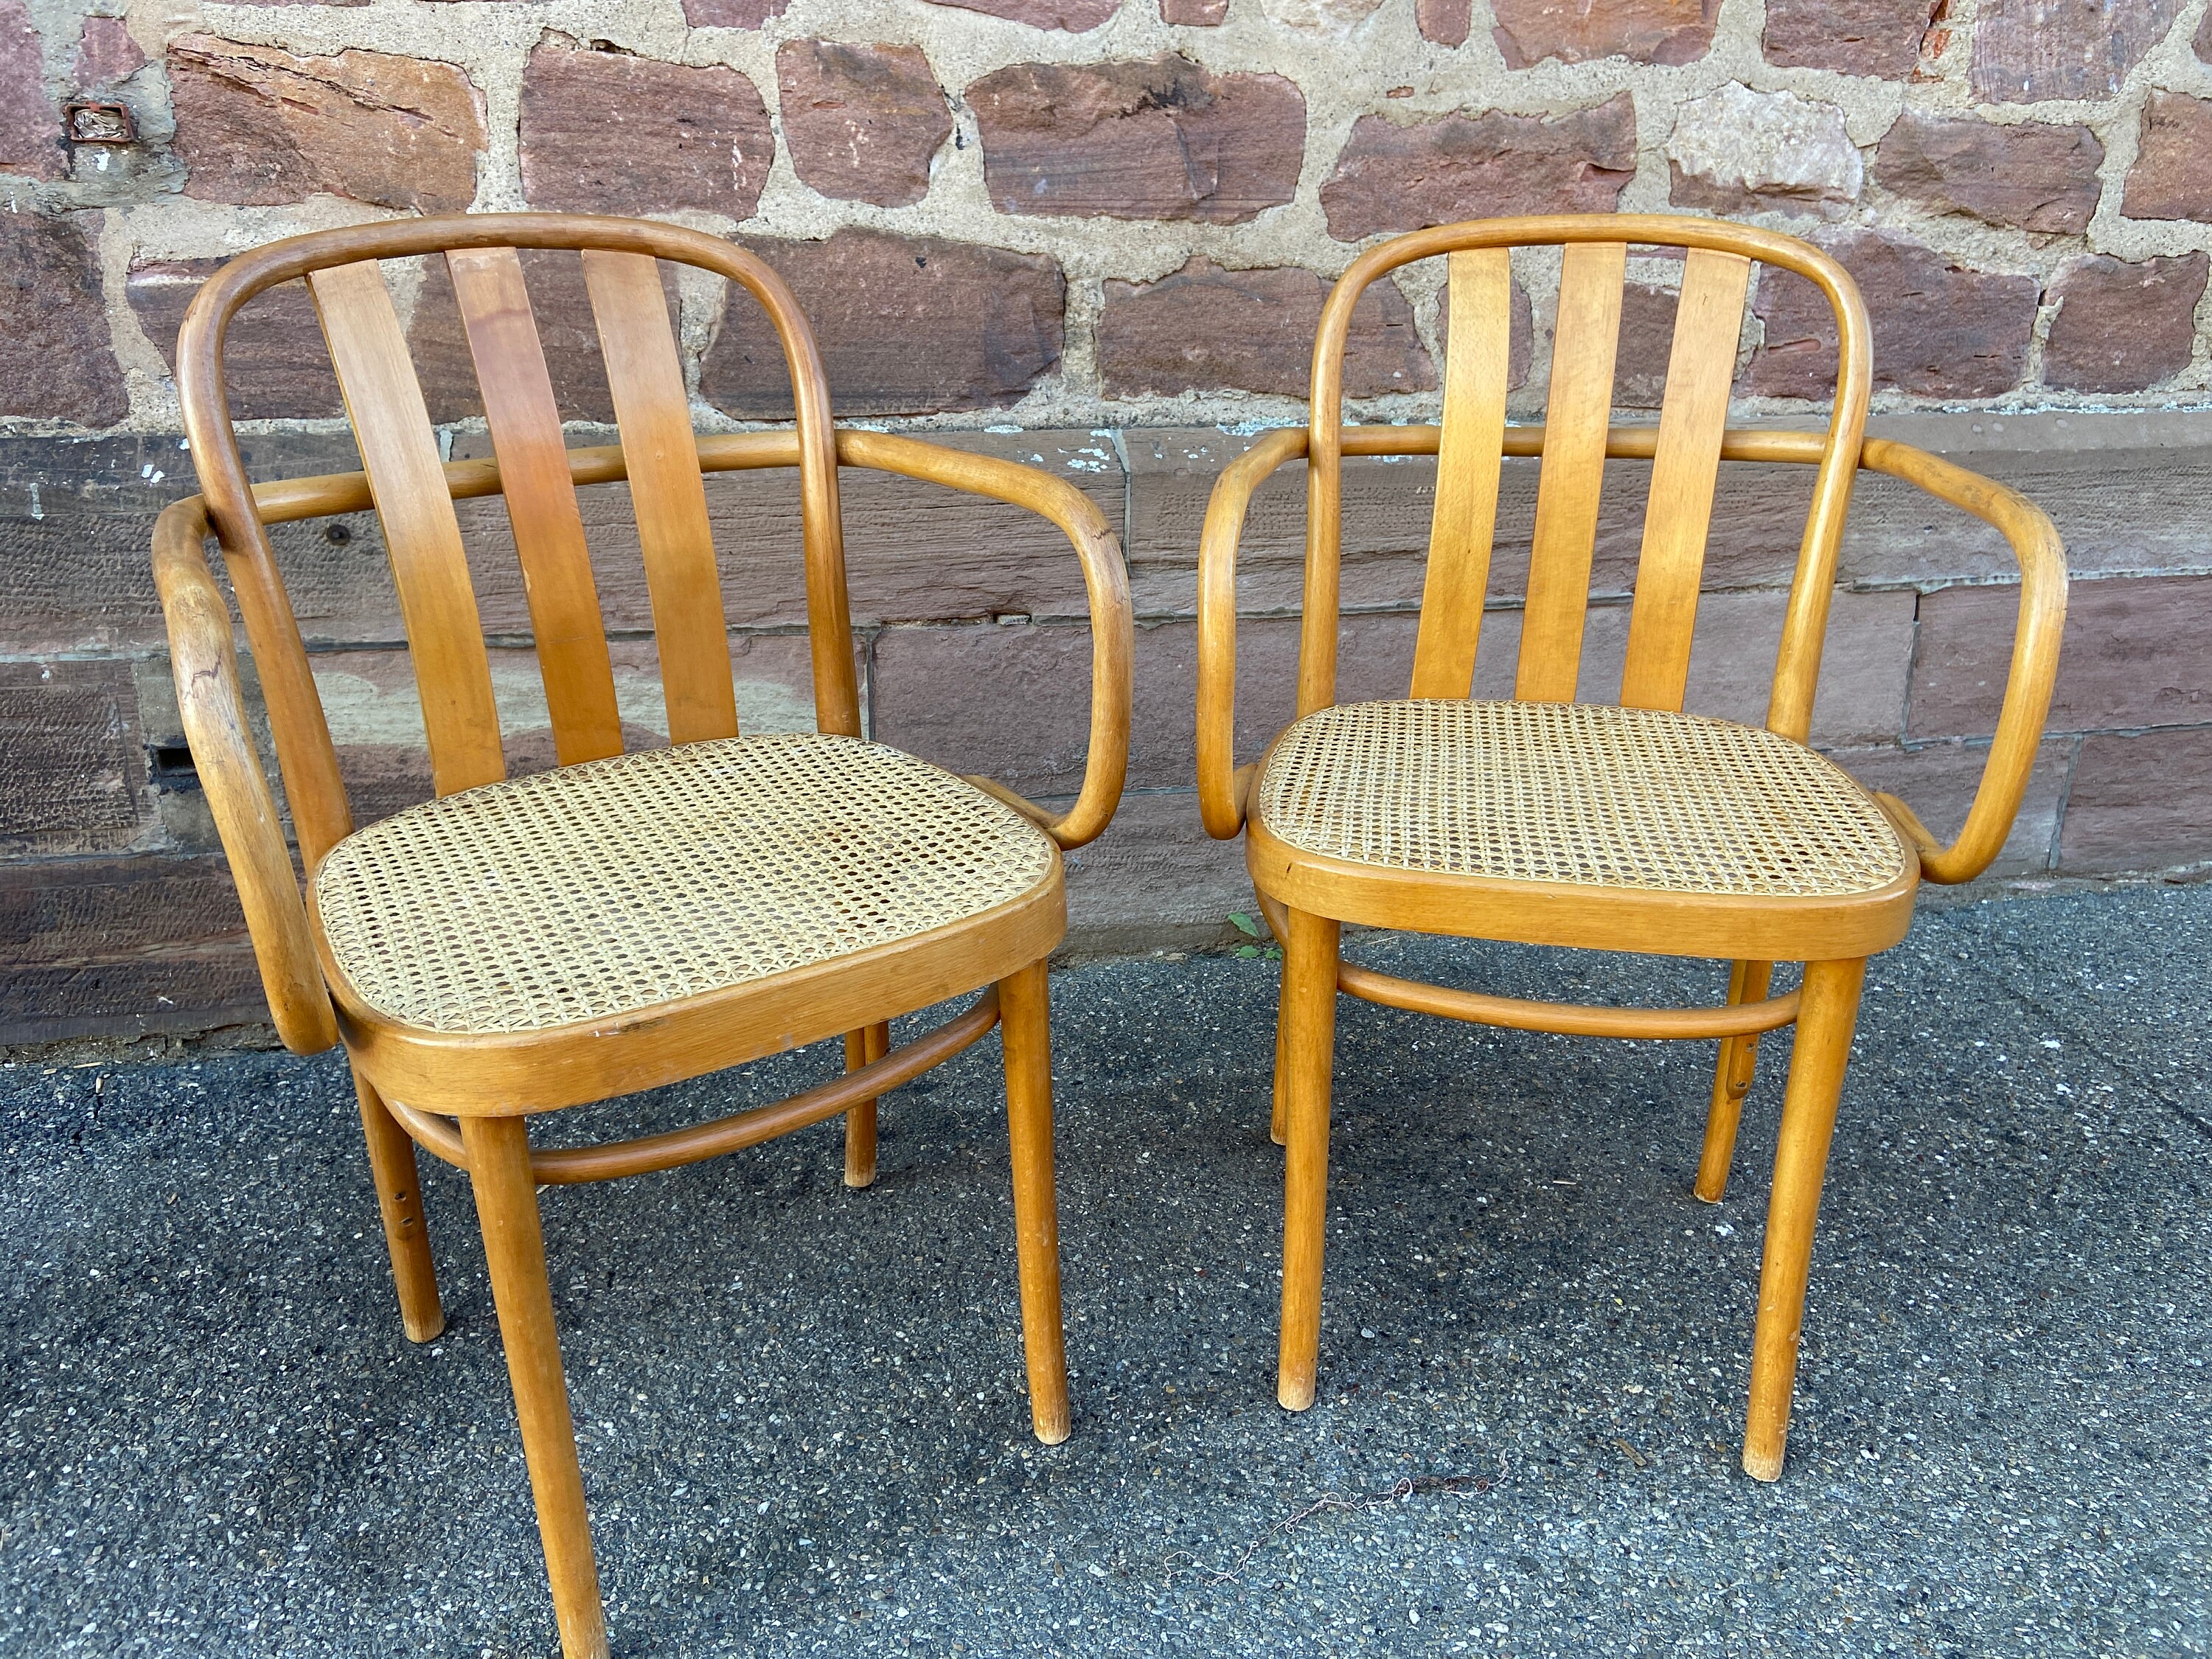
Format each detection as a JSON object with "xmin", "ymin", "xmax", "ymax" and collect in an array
[
  {"xmin": 153, "ymin": 214, "xmax": 1132, "ymax": 1659},
  {"xmin": 1195, "ymin": 215, "xmax": 2066, "ymax": 1483}
]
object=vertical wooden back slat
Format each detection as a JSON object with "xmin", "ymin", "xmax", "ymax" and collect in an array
[
  {"xmin": 1408, "ymin": 248, "xmax": 1515, "ymax": 700},
  {"xmin": 580, "ymin": 249, "xmax": 738, "ymax": 746},
  {"xmin": 308, "ymin": 259, "xmax": 506, "ymax": 797},
  {"xmin": 447, "ymin": 248, "xmax": 625, "ymax": 766},
  {"xmin": 1514, "ymin": 242, "xmax": 1627, "ymax": 703},
  {"xmin": 1618, "ymin": 248, "xmax": 1753, "ymax": 712}
]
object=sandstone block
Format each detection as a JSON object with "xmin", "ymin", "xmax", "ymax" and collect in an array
[
  {"xmin": 167, "ymin": 36, "xmax": 484, "ymax": 212},
  {"xmin": 970, "ymin": 55, "xmax": 1303, "ymax": 223},
  {"xmin": 1874, "ymin": 113, "xmax": 2101, "ymax": 234},
  {"xmin": 1415, "ymin": 0, "xmax": 1473, "ymax": 41},
  {"xmin": 777, "ymin": 40, "xmax": 951, "ymax": 209},
  {"xmin": 1059, "ymin": 790, "xmax": 1256, "ymax": 956},
  {"xmin": 2061, "ymin": 727, "xmax": 2212, "ymax": 872},
  {"xmin": 2120, "ymin": 91, "xmax": 2212, "ymax": 223},
  {"xmin": 1320, "ymin": 95, "xmax": 1635, "ymax": 240},
  {"xmin": 1970, "ymin": 0, "xmax": 2186, "ymax": 102},
  {"xmin": 1667, "ymin": 83, "xmax": 1862, "ymax": 219},
  {"xmin": 1097, "ymin": 258, "xmax": 1433, "ymax": 398},
  {"xmin": 924, "ymin": 0, "xmax": 1122, "ymax": 25},
  {"xmin": 0, "ymin": 659, "xmax": 148, "ymax": 855},
  {"xmin": 74, "ymin": 16, "xmax": 146, "ymax": 87},
  {"xmin": 1762, "ymin": 0, "xmax": 1938, "ymax": 77},
  {"xmin": 1614, "ymin": 282, "xmax": 1679, "ymax": 408},
  {"xmin": 1161, "ymin": 0, "xmax": 1231, "ymax": 18},
  {"xmin": 701, "ymin": 229, "xmax": 1063, "ymax": 417},
  {"xmin": 1747, "ymin": 230, "xmax": 2037, "ymax": 400},
  {"xmin": 0, "ymin": 0, "xmax": 61, "ymax": 179},
  {"xmin": 127, "ymin": 261, "xmax": 341, "ymax": 422},
  {"xmin": 1912, "ymin": 574, "xmax": 2212, "ymax": 740},
  {"xmin": 1491, "ymin": 0, "xmax": 1720, "ymax": 68},
  {"xmin": 1828, "ymin": 736, "xmax": 2069, "ymax": 875},
  {"xmin": 2042, "ymin": 254, "xmax": 2208, "ymax": 394},
  {"xmin": 520, "ymin": 42, "xmax": 772, "ymax": 219},
  {"xmin": 2, "ymin": 213, "xmax": 127, "ymax": 426}
]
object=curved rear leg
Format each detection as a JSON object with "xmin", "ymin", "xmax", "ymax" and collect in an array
[
  {"xmin": 351, "ymin": 1067, "xmax": 443, "ymax": 1342},
  {"xmin": 844, "ymin": 1021, "xmax": 890, "ymax": 1188},
  {"xmin": 1696, "ymin": 959, "xmax": 1773, "ymax": 1203}
]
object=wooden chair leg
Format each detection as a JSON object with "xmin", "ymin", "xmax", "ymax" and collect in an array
[
  {"xmin": 1269, "ymin": 1014, "xmax": 1290, "ymax": 1147},
  {"xmin": 1742, "ymin": 956, "xmax": 1866, "ymax": 1483},
  {"xmin": 1695, "ymin": 959, "xmax": 1773, "ymax": 1203},
  {"xmin": 351, "ymin": 1068, "xmax": 444, "ymax": 1343},
  {"xmin": 999, "ymin": 959, "xmax": 1070, "ymax": 1445},
  {"xmin": 1276, "ymin": 906, "xmax": 1342, "ymax": 1412},
  {"xmin": 843, "ymin": 1021, "xmax": 890, "ymax": 1189},
  {"xmin": 460, "ymin": 1115, "xmax": 608, "ymax": 1659}
]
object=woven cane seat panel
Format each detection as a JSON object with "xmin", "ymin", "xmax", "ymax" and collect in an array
[
  {"xmin": 1256, "ymin": 700, "xmax": 1907, "ymax": 899},
  {"xmin": 312, "ymin": 733, "xmax": 1057, "ymax": 1035}
]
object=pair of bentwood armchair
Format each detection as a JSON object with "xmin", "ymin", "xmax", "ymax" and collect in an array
[{"xmin": 158, "ymin": 212, "xmax": 2062, "ymax": 1658}]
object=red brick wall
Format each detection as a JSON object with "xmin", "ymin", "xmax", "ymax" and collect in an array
[{"xmin": 3, "ymin": 0, "xmax": 2211, "ymax": 1040}]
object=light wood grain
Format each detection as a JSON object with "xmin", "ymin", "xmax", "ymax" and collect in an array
[
  {"xmin": 1275, "ymin": 905, "xmax": 1340, "ymax": 1413},
  {"xmin": 1001, "ymin": 959, "xmax": 1071, "ymax": 1444},
  {"xmin": 1694, "ymin": 959, "xmax": 1773, "ymax": 1203},
  {"xmin": 352, "ymin": 1067, "xmax": 443, "ymax": 1341},
  {"xmin": 448, "ymin": 247, "xmax": 623, "ymax": 766}
]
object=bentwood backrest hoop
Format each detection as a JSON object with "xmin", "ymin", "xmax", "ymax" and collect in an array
[
  {"xmin": 173, "ymin": 213, "xmax": 849, "ymax": 869},
  {"xmin": 1303, "ymin": 215, "xmax": 1874, "ymax": 745}
]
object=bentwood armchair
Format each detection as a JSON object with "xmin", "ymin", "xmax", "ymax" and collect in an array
[
  {"xmin": 152, "ymin": 214, "xmax": 1131, "ymax": 1658},
  {"xmin": 1197, "ymin": 216, "xmax": 2065, "ymax": 1481}
]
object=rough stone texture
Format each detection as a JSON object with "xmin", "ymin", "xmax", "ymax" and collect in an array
[
  {"xmin": 2042, "ymin": 254, "xmax": 2209, "ymax": 394},
  {"xmin": 2119, "ymin": 92, "xmax": 2212, "ymax": 224},
  {"xmin": 1747, "ymin": 230, "xmax": 2038, "ymax": 400},
  {"xmin": 1762, "ymin": 0, "xmax": 1938, "ymax": 77},
  {"xmin": 1831, "ymin": 736, "xmax": 2071, "ymax": 876},
  {"xmin": 1161, "ymin": 0, "xmax": 1230, "ymax": 19},
  {"xmin": 1096, "ymin": 258, "xmax": 1433, "ymax": 398},
  {"xmin": 167, "ymin": 36, "xmax": 484, "ymax": 213},
  {"xmin": 701, "ymin": 229, "xmax": 1064, "ymax": 417},
  {"xmin": 1970, "ymin": 0, "xmax": 2188, "ymax": 102},
  {"xmin": 1491, "ymin": 0, "xmax": 1722, "ymax": 69},
  {"xmin": 2200, "ymin": 6, "xmax": 2212, "ymax": 60},
  {"xmin": 1320, "ymin": 96, "xmax": 1637, "ymax": 240},
  {"xmin": 1666, "ymin": 83, "xmax": 1862, "ymax": 218},
  {"xmin": 1, "ymin": 215, "xmax": 127, "ymax": 427},
  {"xmin": 1874, "ymin": 113, "xmax": 2102, "ymax": 234},
  {"xmin": 970, "ymin": 55, "xmax": 1303, "ymax": 223},
  {"xmin": 2062, "ymin": 726, "xmax": 2212, "ymax": 869},
  {"xmin": 1414, "ymin": 0, "xmax": 1473, "ymax": 43},
  {"xmin": 519, "ymin": 42, "xmax": 772, "ymax": 219},
  {"xmin": 74, "ymin": 17, "xmax": 147, "ymax": 88},
  {"xmin": 0, "ymin": 661, "xmax": 147, "ymax": 855},
  {"xmin": 1614, "ymin": 281, "xmax": 1680, "ymax": 408},
  {"xmin": 125, "ymin": 262, "xmax": 341, "ymax": 423},
  {"xmin": 681, "ymin": 0, "xmax": 789, "ymax": 22},
  {"xmin": 925, "ymin": 0, "xmax": 1122, "ymax": 27},
  {"xmin": 0, "ymin": 0, "xmax": 61, "ymax": 180},
  {"xmin": 776, "ymin": 40, "xmax": 952, "ymax": 209}
]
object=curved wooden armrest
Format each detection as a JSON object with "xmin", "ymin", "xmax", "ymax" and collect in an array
[
  {"xmin": 1854, "ymin": 437, "xmax": 2067, "ymax": 885},
  {"xmin": 151, "ymin": 496, "xmax": 338, "ymax": 1054},
  {"xmin": 1197, "ymin": 427, "xmax": 1311, "ymax": 838}
]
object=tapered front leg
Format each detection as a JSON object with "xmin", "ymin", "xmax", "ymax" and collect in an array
[
  {"xmin": 1697, "ymin": 959, "xmax": 1773, "ymax": 1203},
  {"xmin": 1276, "ymin": 906, "xmax": 1341, "ymax": 1412},
  {"xmin": 999, "ymin": 959, "xmax": 1070, "ymax": 1444},
  {"xmin": 352, "ymin": 1067, "xmax": 443, "ymax": 1342},
  {"xmin": 1742, "ymin": 956, "xmax": 1866, "ymax": 1483},
  {"xmin": 461, "ymin": 1115, "xmax": 608, "ymax": 1659},
  {"xmin": 843, "ymin": 1021, "xmax": 890, "ymax": 1188}
]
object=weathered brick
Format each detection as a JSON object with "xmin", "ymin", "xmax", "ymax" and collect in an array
[
  {"xmin": 1747, "ymin": 230, "xmax": 2037, "ymax": 401},
  {"xmin": 1320, "ymin": 96, "xmax": 1636, "ymax": 240},
  {"xmin": 681, "ymin": 0, "xmax": 790, "ymax": 21},
  {"xmin": 2042, "ymin": 254, "xmax": 2208, "ymax": 394},
  {"xmin": 74, "ymin": 16, "xmax": 146, "ymax": 87},
  {"xmin": 1097, "ymin": 258, "xmax": 1433, "ymax": 399},
  {"xmin": 167, "ymin": 36, "xmax": 484, "ymax": 213},
  {"xmin": 970, "ymin": 55, "xmax": 1303, "ymax": 223},
  {"xmin": 1762, "ymin": 0, "xmax": 1938, "ymax": 77},
  {"xmin": 1667, "ymin": 83, "xmax": 1862, "ymax": 219},
  {"xmin": 126, "ymin": 261, "xmax": 341, "ymax": 422},
  {"xmin": 1161, "ymin": 0, "xmax": 1230, "ymax": 21},
  {"xmin": 777, "ymin": 40, "xmax": 951, "ymax": 209},
  {"xmin": 1415, "ymin": 0, "xmax": 1472, "ymax": 42},
  {"xmin": 1874, "ymin": 113, "xmax": 2102, "ymax": 234},
  {"xmin": 1, "ymin": 212, "xmax": 128, "ymax": 426},
  {"xmin": 2120, "ymin": 91, "xmax": 2212, "ymax": 223},
  {"xmin": 701, "ymin": 229, "xmax": 1063, "ymax": 417},
  {"xmin": 1827, "ymin": 736, "xmax": 2070, "ymax": 876},
  {"xmin": 1912, "ymin": 574, "xmax": 2212, "ymax": 740},
  {"xmin": 1971, "ymin": 0, "xmax": 2186, "ymax": 102},
  {"xmin": 1491, "ymin": 0, "xmax": 1721, "ymax": 69},
  {"xmin": 925, "ymin": 0, "xmax": 1122, "ymax": 25},
  {"xmin": 519, "ymin": 42, "xmax": 772, "ymax": 218},
  {"xmin": 0, "ymin": 661, "xmax": 149, "ymax": 855},
  {"xmin": 0, "ymin": 0, "xmax": 61, "ymax": 179},
  {"xmin": 2061, "ymin": 726, "xmax": 2212, "ymax": 872}
]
